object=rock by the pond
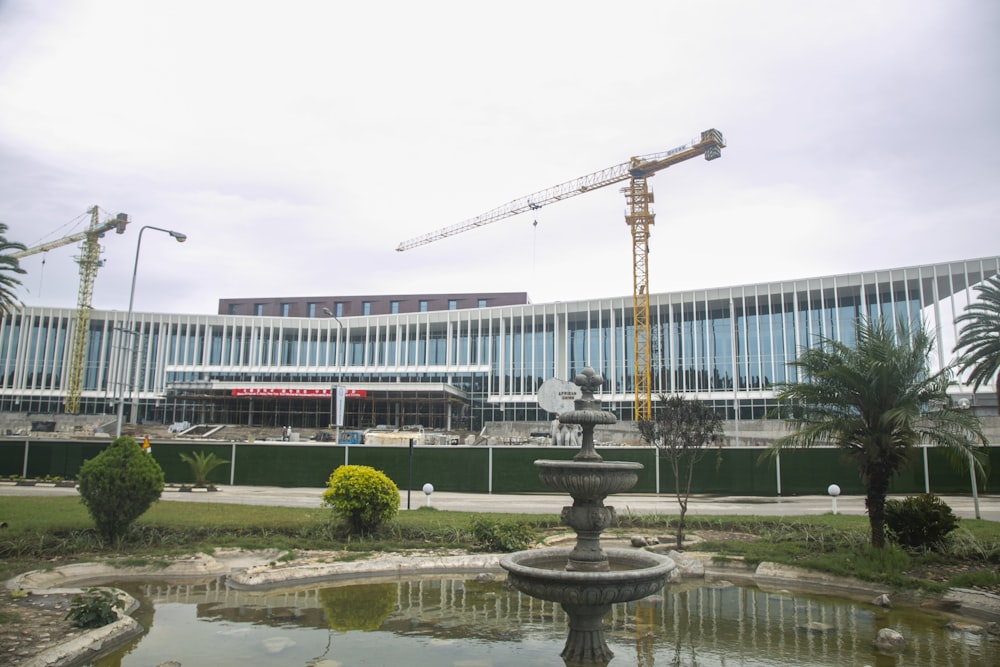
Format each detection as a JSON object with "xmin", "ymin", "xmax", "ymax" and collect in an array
[
  {"xmin": 945, "ymin": 621, "xmax": 987, "ymax": 635},
  {"xmin": 872, "ymin": 627, "xmax": 905, "ymax": 654},
  {"xmin": 667, "ymin": 550, "xmax": 705, "ymax": 578},
  {"xmin": 871, "ymin": 593, "xmax": 891, "ymax": 608}
]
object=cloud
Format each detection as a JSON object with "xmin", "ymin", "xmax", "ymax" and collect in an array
[{"xmin": 0, "ymin": 0, "xmax": 997, "ymax": 316}]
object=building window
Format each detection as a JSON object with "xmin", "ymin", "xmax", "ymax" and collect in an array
[
  {"xmin": 280, "ymin": 303, "xmax": 290, "ymax": 317},
  {"xmin": 390, "ymin": 301, "xmax": 400, "ymax": 314},
  {"xmin": 335, "ymin": 302, "xmax": 344, "ymax": 317},
  {"xmin": 448, "ymin": 299, "xmax": 457, "ymax": 310},
  {"xmin": 419, "ymin": 300, "xmax": 429, "ymax": 312},
  {"xmin": 227, "ymin": 304, "xmax": 239, "ymax": 315},
  {"xmin": 254, "ymin": 303, "xmax": 264, "ymax": 316},
  {"xmin": 477, "ymin": 299, "xmax": 487, "ymax": 308},
  {"xmin": 363, "ymin": 301, "xmax": 372, "ymax": 316},
  {"xmin": 307, "ymin": 302, "xmax": 317, "ymax": 317}
]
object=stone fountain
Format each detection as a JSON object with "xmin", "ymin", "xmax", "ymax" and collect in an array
[{"xmin": 500, "ymin": 367, "xmax": 674, "ymax": 666}]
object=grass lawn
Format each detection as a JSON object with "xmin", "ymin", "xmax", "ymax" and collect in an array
[{"xmin": 1, "ymin": 496, "xmax": 998, "ymax": 595}]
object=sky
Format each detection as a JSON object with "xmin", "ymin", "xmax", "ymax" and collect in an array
[{"xmin": 0, "ymin": 0, "xmax": 997, "ymax": 317}]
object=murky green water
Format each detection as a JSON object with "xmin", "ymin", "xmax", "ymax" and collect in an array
[{"xmin": 90, "ymin": 576, "xmax": 996, "ymax": 666}]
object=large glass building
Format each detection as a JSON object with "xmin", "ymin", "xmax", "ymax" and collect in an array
[{"xmin": 1, "ymin": 256, "xmax": 996, "ymax": 432}]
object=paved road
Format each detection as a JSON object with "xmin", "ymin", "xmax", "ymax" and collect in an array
[{"xmin": 3, "ymin": 483, "xmax": 997, "ymax": 521}]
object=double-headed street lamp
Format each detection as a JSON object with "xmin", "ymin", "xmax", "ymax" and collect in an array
[{"xmin": 115, "ymin": 225, "xmax": 187, "ymax": 438}]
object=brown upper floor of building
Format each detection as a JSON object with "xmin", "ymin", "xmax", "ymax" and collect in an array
[{"xmin": 218, "ymin": 292, "xmax": 530, "ymax": 318}]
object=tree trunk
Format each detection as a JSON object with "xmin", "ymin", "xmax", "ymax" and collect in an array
[
  {"xmin": 675, "ymin": 501, "xmax": 687, "ymax": 550},
  {"xmin": 866, "ymin": 472, "xmax": 891, "ymax": 549}
]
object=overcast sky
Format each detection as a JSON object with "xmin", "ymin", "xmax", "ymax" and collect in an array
[{"xmin": 1, "ymin": 1, "xmax": 997, "ymax": 317}]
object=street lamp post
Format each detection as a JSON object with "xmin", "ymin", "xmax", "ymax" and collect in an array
[
  {"xmin": 115, "ymin": 225, "xmax": 187, "ymax": 438},
  {"xmin": 322, "ymin": 308, "xmax": 345, "ymax": 444}
]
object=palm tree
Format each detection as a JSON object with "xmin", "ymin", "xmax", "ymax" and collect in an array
[
  {"xmin": 0, "ymin": 223, "xmax": 27, "ymax": 314},
  {"xmin": 954, "ymin": 273, "xmax": 1000, "ymax": 415},
  {"xmin": 772, "ymin": 318, "xmax": 987, "ymax": 549},
  {"xmin": 179, "ymin": 450, "xmax": 229, "ymax": 487}
]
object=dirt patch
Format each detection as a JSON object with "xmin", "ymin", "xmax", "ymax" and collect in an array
[{"xmin": 0, "ymin": 591, "xmax": 88, "ymax": 665}]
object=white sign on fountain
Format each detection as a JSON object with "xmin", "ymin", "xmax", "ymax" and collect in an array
[{"xmin": 537, "ymin": 377, "xmax": 581, "ymax": 415}]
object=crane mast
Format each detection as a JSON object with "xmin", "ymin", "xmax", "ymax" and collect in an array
[
  {"xmin": 18, "ymin": 207, "xmax": 129, "ymax": 413},
  {"xmin": 397, "ymin": 129, "xmax": 725, "ymax": 420}
]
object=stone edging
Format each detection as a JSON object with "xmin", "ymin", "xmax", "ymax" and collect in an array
[{"xmin": 19, "ymin": 589, "xmax": 142, "ymax": 667}]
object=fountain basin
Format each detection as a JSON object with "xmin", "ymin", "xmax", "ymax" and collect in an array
[
  {"xmin": 500, "ymin": 547, "xmax": 675, "ymax": 606},
  {"xmin": 557, "ymin": 409, "xmax": 617, "ymax": 425},
  {"xmin": 536, "ymin": 460, "xmax": 642, "ymax": 498}
]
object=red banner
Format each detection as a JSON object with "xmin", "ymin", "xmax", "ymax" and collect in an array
[{"xmin": 230, "ymin": 388, "xmax": 367, "ymax": 398}]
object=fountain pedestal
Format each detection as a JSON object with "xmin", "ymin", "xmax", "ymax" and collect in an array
[{"xmin": 500, "ymin": 367, "xmax": 674, "ymax": 666}]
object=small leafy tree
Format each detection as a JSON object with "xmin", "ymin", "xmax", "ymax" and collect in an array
[
  {"xmin": 77, "ymin": 436, "xmax": 164, "ymax": 543},
  {"xmin": 638, "ymin": 395, "xmax": 723, "ymax": 549},
  {"xmin": 322, "ymin": 465, "xmax": 399, "ymax": 534},
  {"xmin": 179, "ymin": 450, "xmax": 229, "ymax": 486}
]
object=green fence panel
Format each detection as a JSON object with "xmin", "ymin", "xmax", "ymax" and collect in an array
[
  {"xmin": 5, "ymin": 439, "xmax": 997, "ymax": 496},
  {"xmin": 492, "ymin": 447, "xmax": 576, "ymax": 493},
  {"xmin": 343, "ymin": 446, "xmax": 419, "ymax": 492},
  {"xmin": 490, "ymin": 447, "xmax": 658, "ymax": 493},
  {"xmin": 17, "ymin": 441, "xmax": 108, "ymax": 480},
  {"xmin": 774, "ymin": 448, "xmax": 866, "ymax": 496},
  {"xmin": 927, "ymin": 445, "xmax": 995, "ymax": 493},
  {"xmin": 657, "ymin": 448, "xmax": 781, "ymax": 496},
  {"xmin": 233, "ymin": 444, "xmax": 343, "ymax": 487},
  {"xmin": 598, "ymin": 448, "xmax": 658, "ymax": 493},
  {"xmin": 345, "ymin": 446, "xmax": 488, "ymax": 494},
  {"xmin": 44, "ymin": 442, "xmax": 106, "ymax": 480},
  {"xmin": 724, "ymin": 448, "xmax": 779, "ymax": 495},
  {"xmin": 0, "ymin": 441, "xmax": 26, "ymax": 476}
]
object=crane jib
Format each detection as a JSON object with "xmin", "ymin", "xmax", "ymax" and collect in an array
[{"xmin": 396, "ymin": 128, "xmax": 724, "ymax": 252}]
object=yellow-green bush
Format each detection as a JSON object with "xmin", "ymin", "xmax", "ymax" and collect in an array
[{"xmin": 322, "ymin": 465, "xmax": 399, "ymax": 534}]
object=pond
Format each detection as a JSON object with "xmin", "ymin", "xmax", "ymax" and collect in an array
[{"xmin": 89, "ymin": 575, "xmax": 996, "ymax": 667}]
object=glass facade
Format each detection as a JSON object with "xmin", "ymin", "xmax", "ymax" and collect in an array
[{"xmin": 0, "ymin": 257, "xmax": 995, "ymax": 430}]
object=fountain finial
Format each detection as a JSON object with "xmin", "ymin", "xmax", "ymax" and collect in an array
[
  {"xmin": 557, "ymin": 366, "xmax": 615, "ymax": 462},
  {"xmin": 572, "ymin": 367, "xmax": 603, "ymax": 410}
]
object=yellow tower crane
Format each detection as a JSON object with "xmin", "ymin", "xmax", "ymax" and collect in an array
[
  {"xmin": 396, "ymin": 129, "xmax": 725, "ymax": 420},
  {"xmin": 14, "ymin": 206, "xmax": 129, "ymax": 413}
]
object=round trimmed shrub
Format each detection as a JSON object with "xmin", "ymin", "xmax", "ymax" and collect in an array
[
  {"xmin": 322, "ymin": 465, "xmax": 399, "ymax": 534},
  {"xmin": 77, "ymin": 436, "xmax": 165, "ymax": 543},
  {"xmin": 884, "ymin": 493, "xmax": 959, "ymax": 550}
]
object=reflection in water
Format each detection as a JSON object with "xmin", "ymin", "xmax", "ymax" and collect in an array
[{"xmin": 91, "ymin": 576, "xmax": 996, "ymax": 667}]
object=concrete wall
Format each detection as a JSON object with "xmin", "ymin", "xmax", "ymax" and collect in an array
[{"xmin": 483, "ymin": 416, "xmax": 1000, "ymax": 447}]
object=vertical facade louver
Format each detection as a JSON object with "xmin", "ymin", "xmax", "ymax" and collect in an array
[{"xmin": 1, "ymin": 257, "xmax": 996, "ymax": 431}]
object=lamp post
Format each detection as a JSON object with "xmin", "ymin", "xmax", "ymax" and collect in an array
[
  {"xmin": 115, "ymin": 225, "xmax": 187, "ymax": 438},
  {"xmin": 322, "ymin": 308, "xmax": 345, "ymax": 445}
]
